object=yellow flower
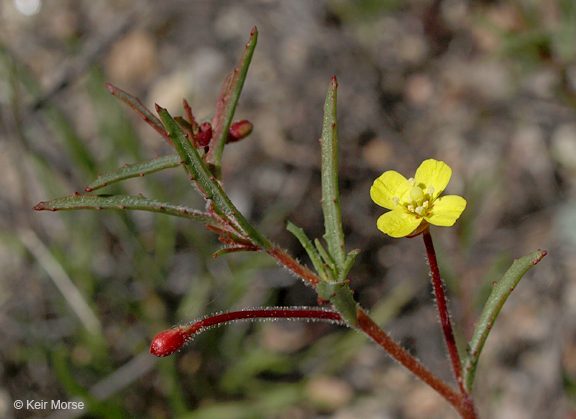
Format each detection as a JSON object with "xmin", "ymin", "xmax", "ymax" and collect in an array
[{"xmin": 370, "ymin": 159, "xmax": 466, "ymax": 238}]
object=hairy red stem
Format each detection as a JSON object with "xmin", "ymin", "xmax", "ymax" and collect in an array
[
  {"xmin": 422, "ymin": 230, "xmax": 478, "ymax": 418},
  {"xmin": 151, "ymin": 308, "xmax": 344, "ymax": 357},
  {"xmin": 355, "ymin": 308, "xmax": 463, "ymax": 408},
  {"xmin": 265, "ymin": 244, "xmax": 475, "ymax": 416}
]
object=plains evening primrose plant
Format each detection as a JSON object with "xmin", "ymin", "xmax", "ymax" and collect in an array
[{"xmin": 34, "ymin": 28, "xmax": 547, "ymax": 419}]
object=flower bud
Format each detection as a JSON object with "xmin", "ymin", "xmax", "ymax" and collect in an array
[
  {"xmin": 150, "ymin": 326, "xmax": 188, "ymax": 357},
  {"xmin": 197, "ymin": 122, "xmax": 213, "ymax": 147},
  {"xmin": 227, "ymin": 120, "xmax": 253, "ymax": 143}
]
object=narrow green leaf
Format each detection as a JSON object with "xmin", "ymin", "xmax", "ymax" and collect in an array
[
  {"xmin": 314, "ymin": 238, "xmax": 337, "ymax": 280},
  {"xmin": 462, "ymin": 249, "xmax": 548, "ymax": 392},
  {"xmin": 337, "ymin": 249, "xmax": 360, "ymax": 283},
  {"xmin": 206, "ymin": 27, "xmax": 258, "ymax": 179},
  {"xmin": 320, "ymin": 76, "xmax": 346, "ymax": 267},
  {"xmin": 156, "ymin": 105, "xmax": 271, "ymax": 250},
  {"xmin": 85, "ymin": 154, "xmax": 182, "ymax": 192},
  {"xmin": 104, "ymin": 83, "xmax": 172, "ymax": 146},
  {"xmin": 286, "ymin": 221, "xmax": 328, "ymax": 282},
  {"xmin": 33, "ymin": 194, "xmax": 214, "ymax": 224}
]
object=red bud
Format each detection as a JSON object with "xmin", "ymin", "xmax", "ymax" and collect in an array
[
  {"xmin": 227, "ymin": 120, "xmax": 253, "ymax": 143},
  {"xmin": 150, "ymin": 327, "xmax": 188, "ymax": 357},
  {"xmin": 197, "ymin": 122, "xmax": 213, "ymax": 147}
]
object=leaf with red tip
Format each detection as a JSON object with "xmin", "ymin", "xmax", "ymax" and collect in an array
[
  {"xmin": 206, "ymin": 27, "xmax": 258, "ymax": 178},
  {"xmin": 85, "ymin": 154, "xmax": 182, "ymax": 192},
  {"xmin": 104, "ymin": 83, "xmax": 172, "ymax": 146},
  {"xmin": 33, "ymin": 194, "xmax": 215, "ymax": 224}
]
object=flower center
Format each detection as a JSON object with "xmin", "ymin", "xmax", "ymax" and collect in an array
[{"xmin": 393, "ymin": 179, "xmax": 435, "ymax": 217}]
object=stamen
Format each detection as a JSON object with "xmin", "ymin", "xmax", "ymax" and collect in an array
[
  {"xmin": 408, "ymin": 178, "xmax": 415, "ymax": 187},
  {"xmin": 392, "ymin": 197, "xmax": 400, "ymax": 205},
  {"xmin": 428, "ymin": 185, "xmax": 435, "ymax": 195}
]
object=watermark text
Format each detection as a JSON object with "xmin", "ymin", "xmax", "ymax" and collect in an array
[{"xmin": 13, "ymin": 399, "xmax": 85, "ymax": 410}]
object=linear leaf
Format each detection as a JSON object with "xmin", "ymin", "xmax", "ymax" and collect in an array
[
  {"xmin": 85, "ymin": 154, "xmax": 182, "ymax": 192},
  {"xmin": 320, "ymin": 76, "xmax": 346, "ymax": 267},
  {"xmin": 104, "ymin": 83, "xmax": 172, "ymax": 146},
  {"xmin": 206, "ymin": 27, "xmax": 258, "ymax": 179},
  {"xmin": 33, "ymin": 194, "xmax": 214, "ymax": 224},
  {"xmin": 337, "ymin": 249, "xmax": 360, "ymax": 283},
  {"xmin": 462, "ymin": 249, "xmax": 548, "ymax": 392},
  {"xmin": 286, "ymin": 221, "xmax": 328, "ymax": 282}
]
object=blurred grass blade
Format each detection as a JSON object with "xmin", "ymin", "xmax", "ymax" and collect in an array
[
  {"xmin": 85, "ymin": 154, "xmax": 182, "ymax": 192},
  {"xmin": 463, "ymin": 249, "xmax": 548, "ymax": 392},
  {"xmin": 18, "ymin": 229, "xmax": 102, "ymax": 336},
  {"xmin": 34, "ymin": 193, "xmax": 216, "ymax": 224},
  {"xmin": 156, "ymin": 105, "xmax": 272, "ymax": 249},
  {"xmin": 206, "ymin": 27, "xmax": 258, "ymax": 178},
  {"xmin": 320, "ymin": 76, "xmax": 346, "ymax": 267},
  {"xmin": 104, "ymin": 83, "xmax": 172, "ymax": 146}
]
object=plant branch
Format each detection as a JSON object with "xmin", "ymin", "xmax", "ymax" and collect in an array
[
  {"xmin": 355, "ymin": 308, "xmax": 463, "ymax": 410},
  {"xmin": 151, "ymin": 307, "xmax": 345, "ymax": 357},
  {"xmin": 264, "ymin": 242, "xmax": 473, "ymax": 416}
]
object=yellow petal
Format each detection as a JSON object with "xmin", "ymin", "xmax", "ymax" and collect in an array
[
  {"xmin": 370, "ymin": 171, "xmax": 410, "ymax": 210},
  {"xmin": 424, "ymin": 195, "xmax": 467, "ymax": 226},
  {"xmin": 414, "ymin": 159, "xmax": 452, "ymax": 199},
  {"xmin": 377, "ymin": 210, "xmax": 422, "ymax": 238}
]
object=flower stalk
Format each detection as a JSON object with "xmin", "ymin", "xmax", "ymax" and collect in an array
[
  {"xmin": 422, "ymin": 229, "xmax": 466, "ymax": 394},
  {"xmin": 151, "ymin": 308, "xmax": 345, "ymax": 357}
]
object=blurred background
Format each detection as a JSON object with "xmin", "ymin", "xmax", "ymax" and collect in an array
[{"xmin": 0, "ymin": 0, "xmax": 574, "ymax": 418}]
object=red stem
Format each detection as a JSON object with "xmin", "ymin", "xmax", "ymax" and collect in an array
[
  {"xmin": 152, "ymin": 243, "xmax": 477, "ymax": 417},
  {"xmin": 422, "ymin": 230, "xmax": 468, "ymax": 395},
  {"xmin": 355, "ymin": 308, "xmax": 463, "ymax": 408},
  {"xmin": 265, "ymin": 244, "xmax": 478, "ymax": 417},
  {"xmin": 151, "ymin": 308, "xmax": 344, "ymax": 357}
]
